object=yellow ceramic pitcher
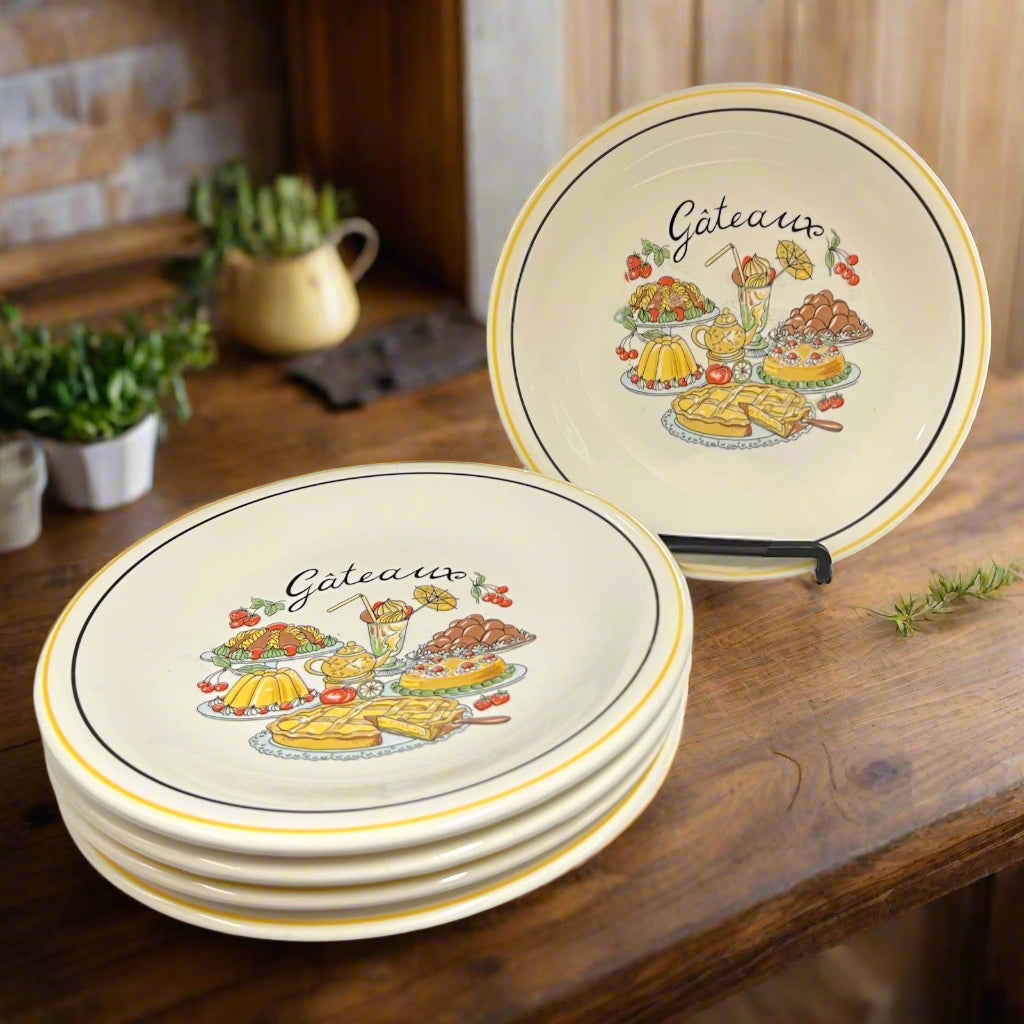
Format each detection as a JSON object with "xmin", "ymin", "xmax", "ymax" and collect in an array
[{"xmin": 218, "ymin": 218, "xmax": 379, "ymax": 356}]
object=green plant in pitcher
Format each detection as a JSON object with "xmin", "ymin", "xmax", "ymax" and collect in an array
[{"xmin": 184, "ymin": 162, "xmax": 356, "ymax": 300}]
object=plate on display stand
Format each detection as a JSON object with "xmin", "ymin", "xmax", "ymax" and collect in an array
[{"xmin": 488, "ymin": 84, "xmax": 989, "ymax": 581}]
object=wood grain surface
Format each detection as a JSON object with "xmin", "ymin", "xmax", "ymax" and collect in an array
[
  {"xmin": 285, "ymin": 0, "xmax": 467, "ymax": 300},
  {"xmin": 2, "ymin": 266, "xmax": 1023, "ymax": 1023}
]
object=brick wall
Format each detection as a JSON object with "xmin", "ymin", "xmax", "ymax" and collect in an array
[{"xmin": 0, "ymin": 0, "xmax": 286, "ymax": 246}]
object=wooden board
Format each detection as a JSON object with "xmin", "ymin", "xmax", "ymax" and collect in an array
[
  {"xmin": 284, "ymin": 0, "xmax": 467, "ymax": 301},
  {"xmin": 0, "ymin": 214, "xmax": 200, "ymax": 293},
  {"xmin": 976, "ymin": 860, "xmax": 1024, "ymax": 1023},
  {"xmin": 2, "ymin": 265, "xmax": 1024, "ymax": 1023}
]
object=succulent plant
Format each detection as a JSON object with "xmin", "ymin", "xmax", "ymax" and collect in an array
[{"xmin": 184, "ymin": 163, "xmax": 355, "ymax": 303}]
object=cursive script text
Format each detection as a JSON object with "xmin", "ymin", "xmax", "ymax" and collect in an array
[
  {"xmin": 285, "ymin": 565, "xmax": 467, "ymax": 613},
  {"xmin": 669, "ymin": 196, "xmax": 825, "ymax": 263}
]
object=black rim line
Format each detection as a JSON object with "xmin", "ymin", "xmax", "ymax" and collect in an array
[
  {"xmin": 65, "ymin": 471, "xmax": 671, "ymax": 816},
  {"xmin": 507, "ymin": 105, "xmax": 966, "ymax": 546}
]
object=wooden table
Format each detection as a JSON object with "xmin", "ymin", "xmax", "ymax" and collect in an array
[{"xmin": 3, "ymin": 270, "xmax": 1023, "ymax": 1024}]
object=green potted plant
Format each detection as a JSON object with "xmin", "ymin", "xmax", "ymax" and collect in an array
[
  {"xmin": 0, "ymin": 304, "xmax": 214, "ymax": 511},
  {"xmin": 186, "ymin": 163, "xmax": 377, "ymax": 356}
]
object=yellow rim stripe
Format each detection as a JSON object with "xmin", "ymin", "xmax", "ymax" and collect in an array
[
  {"xmin": 488, "ymin": 86, "xmax": 989, "ymax": 579},
  {"xmin": 42, "ymin": 465, "xmax": 687, "ymax": 835},
  {"xmin": 81, "ymin": 741, "xmax": 661, "ymax": 928}
]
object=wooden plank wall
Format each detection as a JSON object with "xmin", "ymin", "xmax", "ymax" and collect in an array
[
  {"xmin": 284, "ymin": 0, "xmax": 467, "ymax": 300},
  {"xmin": 563, "ymin": 0, "xmax": 1024, "ymax": 372}
]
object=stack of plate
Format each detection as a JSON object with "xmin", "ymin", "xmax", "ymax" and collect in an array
[{"xmin": 35, "ymin": 463, "xmax": 692, "ymax": 940}]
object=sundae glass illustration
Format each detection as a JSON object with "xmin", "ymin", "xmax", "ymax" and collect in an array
[
  {"xmin": 706, "ymin": 244, "xmax": 776, "ymax": 350},
  {"xmin": 359, "ymin": 598, "xmax": 412, "ymax": 667},
  {"xmin": 326, "ymin": 585, "xmax": 457, "ymax": 671}
]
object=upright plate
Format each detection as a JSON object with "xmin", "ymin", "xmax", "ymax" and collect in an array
[
  {"xmin": 489, "ymin": 84, "xmax": 989, "ymax": 581},
  {"xmin": 36, "ymin": 462, "xmax": 690, "ymax": 855}
]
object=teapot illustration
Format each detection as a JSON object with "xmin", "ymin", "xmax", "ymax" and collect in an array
[
  {"xmin": 690, "ymin": 308, "xmax": 750, "ymax": 362},
  {"xmin": 304, "ymin": 640, "xmax": 384, "ymax": 687}
]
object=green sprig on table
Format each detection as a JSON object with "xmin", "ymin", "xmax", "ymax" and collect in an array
[
  {"xmin": 0, "ymin": 303, "xmax": 215, "ymax": 443},
  {"xmin": 867, "ymin": 559, "xmax": 1022, "ymax": 636}
]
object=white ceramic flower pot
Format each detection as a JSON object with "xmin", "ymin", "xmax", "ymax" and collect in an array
[
  {"xmin": 0, "ymin": 434, "xmax": 47, "ymax": 551},
  {"xmin": 41, "ymin": 414, "xmax": 159, "ymax": 511}
]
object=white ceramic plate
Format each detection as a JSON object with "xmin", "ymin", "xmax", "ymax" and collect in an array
[
  {"xmin": 45, "ymin": 660, "xmax": 688, "ymax": 887},
  {"xmin": 489, "ymin": 84, "xmax": 989, "ymax": 581},
  {"xmin": 36, "ymin": 462, "xmax": 691, "ymax": 855},
  {"xmin": 63, "ymin": 704, "xmax": 682, "ymax": 940},
  {"xmin": 55, "ymin": 691, "xmax": 674, "ymax": 912}
]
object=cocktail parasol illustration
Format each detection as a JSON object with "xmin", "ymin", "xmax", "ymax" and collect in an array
[{"xmin": 327, "ymin": 585, "xmax": 458, "ymax": 670}]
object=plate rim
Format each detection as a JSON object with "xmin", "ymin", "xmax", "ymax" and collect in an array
[
  {"xmin": 35, "ymin": 461, "xmax": 691, "ymax": 850},
  {"xmin": 60, "ymin": 701, "xmax": 683, "ymax": 940},
  {"xmin": 44, "ymin": 668, "xmax": 686, "ymax": 886},
  {"xmin": 487, "ymin": 82, "xmax": 990, "ymax": 582}
]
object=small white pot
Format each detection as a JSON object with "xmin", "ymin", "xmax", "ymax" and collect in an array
[
  {"xmin": 0, "ymin": 434, "xmax": 47, "ymax": 551},
  {"xmin": 41, "ymin": 414, "xmax": 159, "ymax": 511}
]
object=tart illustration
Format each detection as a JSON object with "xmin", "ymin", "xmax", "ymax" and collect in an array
[
  {"xmin": 759, "ymin": 341, "xmax": 852, "ymax": 390},
  {"xmin": 670, "ymin": 383, "xmax": 813, "ymax": 439},
  {"xmin": 267, "ymin": 696, "xmax": 472, "ymax": 751},
  {"xmin": 395, "ymin": 652, "xmax": 513, "ymax": 696}
]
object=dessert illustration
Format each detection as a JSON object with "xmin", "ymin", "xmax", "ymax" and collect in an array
[
  {"xmin": 205, "ymin": 667, "xmax": 317, "ymax": 718},
  {"xmin": 266, "ymin": 695, "xmax": 507, "ymax": 752},
  {"xmin": 775, "ymin": 289, "xmax": 870, "ymax": 343},
  {"xmin": 369, "ymin": 598, "xmax": 410, "ymax": 623},
  {"xmin": 360, "ymin": 599, "xmax": 413, "ymax": 665},
  {"xmin": 212, "ymin": 623, "xmax": 337, "ymax": 662},
  {"xmin": 625, "ymin": 333, "xmax": 704, "ymax": 392},
  {"xmin": 268, "ymin": 701, "xmax": 390, "ymax": 751},
  {"xmin": 737, "ymin": 252, "xmax": 775, "ymax": 287},
  {"xmin": 197, "ymin": 574, "xmax": 534, "ymax": 759},
  {"xmin": 396, "ymin": 652, "xmax": 512, "ymax": 696},
  {"xmin": 372, "ymin": 696, "xmax": 475, "ymax": 742},
  {"xmin": 328, "ymin": 586, "xmax": 458, "ymax": 667},
  {"xmin": 706, "ymin": 243, "xmax": 777, "ymax": 347},
  {"xmin": 628, "ymin": 275, "xmax": 716, "ymax": 324},
  {"xmin": 759, "ymin": 340, "xmax": 852, "ymax": 389},
  {"xmin": 670, "ymin": 383, "xmax": 814, "ymax": 439},
  {"xmin": 414, "ymin": 614, "xmax": 534, "ymax": 656}
]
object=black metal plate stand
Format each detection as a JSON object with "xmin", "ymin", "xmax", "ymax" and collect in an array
[{"xmin": 661, "ymin": 536, "xmax": 834, "ymax": 585}]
